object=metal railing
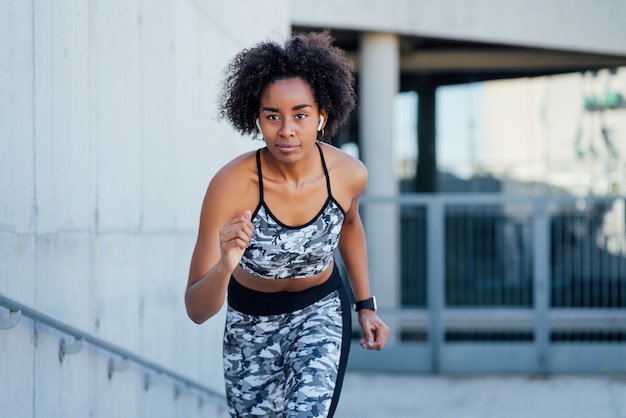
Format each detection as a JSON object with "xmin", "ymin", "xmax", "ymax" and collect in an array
[
  {"xmin": 0, "ymin": 292, "xmax": 226, "ymax": 407},
  {"xmin": 353, "ymin": 193, "xmax": 626, "ymax": 373}
]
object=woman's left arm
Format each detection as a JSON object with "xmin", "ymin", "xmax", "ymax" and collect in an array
[{"xmin": 338, "ymin": 164, "xmax": 390, "ymax": 351}]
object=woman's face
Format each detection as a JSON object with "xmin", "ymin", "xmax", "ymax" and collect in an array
[{"xmin": 257, "ymin": 77, "xmax": 327, "ymax": 162}]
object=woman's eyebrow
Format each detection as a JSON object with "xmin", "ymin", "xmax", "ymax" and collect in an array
[{"xmin": 261, "ymin": 104, "xmax": 312, "ymax": 112}]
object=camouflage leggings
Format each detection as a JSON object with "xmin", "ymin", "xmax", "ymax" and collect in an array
[{"xmin": 224, "ymin": 266, "xmax": 351, "ymax": 417}]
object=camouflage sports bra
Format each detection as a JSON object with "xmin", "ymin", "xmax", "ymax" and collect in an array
[{"xmin": 239, "ymin": 143, "xmax": 345, "ymax": 279}]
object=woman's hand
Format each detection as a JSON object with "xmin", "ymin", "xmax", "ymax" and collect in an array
[
  {"xmin": 218, "ymin": 210, "xmax": 253, "ymax": 273},
  {"xmin": 358, "ymin": 310, "xmax": 390, "ymax": 350}
]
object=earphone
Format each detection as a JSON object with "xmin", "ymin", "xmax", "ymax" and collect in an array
[{"xmin": 255, "ymin": 118, "xmax": 262, "ymax": 132}]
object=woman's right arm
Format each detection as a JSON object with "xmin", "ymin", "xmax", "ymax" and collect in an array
[{"xmin": 185, "ymin": 170, "xmax": 253, "ymax": 324}]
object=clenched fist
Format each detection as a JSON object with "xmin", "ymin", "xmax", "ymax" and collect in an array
[{"xmin": 218, "ymin": 210, "xmax": 253, "ymax": 273}]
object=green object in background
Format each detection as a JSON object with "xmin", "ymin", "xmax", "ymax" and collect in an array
[
  {"xmin": 583, "ymin": 92, "xmax": 624, "ymax": 111},
  {"xmin": 583, "ymin": 95, "xmax": 600, "ymax": 111},
  {"xmin": 604, "ymin": 91, "xmax": 623, "ymax": 109}
]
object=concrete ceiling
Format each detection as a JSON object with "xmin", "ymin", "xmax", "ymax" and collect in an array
[{"xmin": 294, "ymin": 27, "xmax": 626, "ymax": 87}]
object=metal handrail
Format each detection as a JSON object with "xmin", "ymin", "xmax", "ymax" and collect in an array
[
  {"xmin": 370, "ymin": 307, "xmax": 626, "ymax": 332},
  {"xmin": 0, "ymin": 292, "xmax": 226, "ymax": 407}
]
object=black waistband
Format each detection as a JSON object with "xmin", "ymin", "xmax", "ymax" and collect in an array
[{"xmin": 227, "ymin": 265, "xmax": 342, "ymax": 316}]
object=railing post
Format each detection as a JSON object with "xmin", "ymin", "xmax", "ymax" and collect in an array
[
  {"xmin": 0, "ymin": 309, "xmax": 21, "ymax": 329},
  {"xmin": 533, "ymin": 198, "xmax": 551, "ymax": 374},
  {"xmin": 58, "ymin": 336, "xmax": 84, "ymax": 362},
  {"xmin": 427, "ymin": 197, "xmax": 445, "ymax": 373}
]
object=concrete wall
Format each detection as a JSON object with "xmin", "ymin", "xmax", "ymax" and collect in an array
[{"xmin": 0, "ymin": 0, "xmax": 289, "ymax": 416}]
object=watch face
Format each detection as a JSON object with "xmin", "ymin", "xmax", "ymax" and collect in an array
[{"xmin": 356, "ymin": 296, "xmax": 377, "ymax": 311}]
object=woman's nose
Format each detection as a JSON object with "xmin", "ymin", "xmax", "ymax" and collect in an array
[{"xmin": 278, "ymin": 119, "xmax": 296, "ymax": 137}]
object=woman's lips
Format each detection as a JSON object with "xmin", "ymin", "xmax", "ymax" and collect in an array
[{"xmin": 276, "ymin": 144, "xmax": 299, "ymax": 152}]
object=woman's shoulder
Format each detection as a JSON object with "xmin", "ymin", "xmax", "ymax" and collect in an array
[
  {"xmin": 216, "ymin": 148, "xmax": 259, "ymax": 175},
  {"xmin": 319, "ymin": 142, "xmax": 367, "ymax": 195},
  {"xmin": 320, "ymin": 142, "xmax": 367, "ymax": 178},
  {"xmin": 208, "ymin": 149, "xmax": 260, "ymax": 195},
  {"xmin": 200, "ymin": 149, "xmax": 262, "ymax": 220}
]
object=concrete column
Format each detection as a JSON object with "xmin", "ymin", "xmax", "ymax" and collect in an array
[{"xmin": 358, "ymin": 33, "xmax": 400, "ymax": 323}]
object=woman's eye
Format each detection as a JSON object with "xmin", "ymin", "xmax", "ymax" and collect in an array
[
  {"xmin": 267, "ymin": 115, "xmax": 279, "ymax": 121},
  {"xmin": 295, "ymin": 114, "xmax": 307, "ymax": 120}
]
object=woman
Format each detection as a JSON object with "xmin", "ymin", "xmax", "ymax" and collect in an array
[{"xmin": 185, "ymin": 31, "xmax": 389, "ymax": 417}]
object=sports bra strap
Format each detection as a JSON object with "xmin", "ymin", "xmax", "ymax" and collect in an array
[
  {"xmin": 255, "ymin": 148, "xmax": 264, "ymax": 202},
  {"xmin": 316, "ymin": 142, "xmax": 333, "ymax": 196}
]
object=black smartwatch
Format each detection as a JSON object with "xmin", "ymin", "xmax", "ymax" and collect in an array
[{"xmin": 354, "ymin": 296, "xmax": 377, "ymax": 312}]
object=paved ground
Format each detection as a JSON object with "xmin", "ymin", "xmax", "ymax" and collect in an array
[{"xmin": 336, "ymin": 371, "xmax": 626, "ymax": 418}]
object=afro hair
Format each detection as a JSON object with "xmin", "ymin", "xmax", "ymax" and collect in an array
[{"xmin": 218, "ymin": 31, "xmax": 356, "ymax": 141}]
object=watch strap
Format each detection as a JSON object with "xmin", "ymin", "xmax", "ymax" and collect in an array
[{"xmin": 355, "ymin": 296, "xmax": 377, "ymax": 312}]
